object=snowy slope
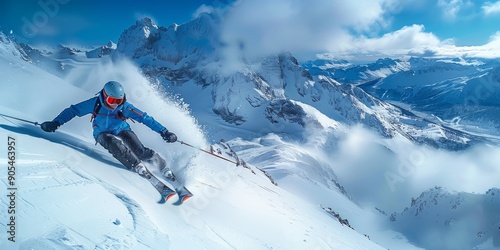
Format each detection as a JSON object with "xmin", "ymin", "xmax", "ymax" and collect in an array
[{"xmin": 0, "ymin": 39, "xmax": 391, "ymax": 249}]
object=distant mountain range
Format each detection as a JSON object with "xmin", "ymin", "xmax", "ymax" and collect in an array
[
  {"xmin": 304, "ymin": 56, "xmax": 500, "ymax": 136},
  {"xmin": 0, "ymin": 31, "xmax": 116, "ymax": 77}
]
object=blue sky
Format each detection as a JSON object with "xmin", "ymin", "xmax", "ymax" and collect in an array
[
  {"xmin": 390, "ymin": 0, "xmax": 500, "ymax": 46},
  {"xmin": 1, "ymin": 0, "xmax": 500, "ymax": 60},
  {"xmin": 0, "ymin": 0, "xmax": 220, "ymax": 46}
]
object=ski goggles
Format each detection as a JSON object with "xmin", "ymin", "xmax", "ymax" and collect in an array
[{"xmin": 103, "ymin": 91, "xmax": 124, "ymax": 105}]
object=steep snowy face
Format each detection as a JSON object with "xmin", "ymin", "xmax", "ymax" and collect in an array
[
  {"xmin": 113, "ymin": 16, "xmax": 331, "ymax": 132},
  {"xmin": 115, "ymin": 17, "xmax": 161, "ymax": 59},
  {"xmin": 391, "ymin": 187, "xmax": 500, "ymax": 250},
  {"xmin": 0, "ymin": 31, "xmax": 31, "ymax": 62},
  {"xmin": 115, "ymin": 14, "xmax": 219, "ymax": 66}
]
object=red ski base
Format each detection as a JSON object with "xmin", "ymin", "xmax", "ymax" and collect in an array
[
  {"xmin": 181, "ymin": 194, "xmax": 193, "ymax": 202},
  {"xmin": 166, "ymin": 193, "xmax": 176, "ymax": 202}
]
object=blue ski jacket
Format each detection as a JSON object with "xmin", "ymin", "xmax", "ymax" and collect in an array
[{"xmin": 53, "ymin": 93, "xmax": 167, "ymax": 139}]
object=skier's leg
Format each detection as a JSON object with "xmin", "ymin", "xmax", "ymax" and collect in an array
[
  {"xmin": 118, "ymin": 130, "xmax": 154, "ymax": 160},
  {"xmin": 96, "ymin": 132, "xmax": 141, "ymax": 170},
  {"xmin": 118, "ymin": 130, "xmax": 167, "ymax": 169}
]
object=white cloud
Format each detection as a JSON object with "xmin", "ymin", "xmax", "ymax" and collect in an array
[
  {"xmin": 482, "ymin": 1, "xmax": 500, "ymax": 16},
  {"xmin": 220, "ymin": 0, "xmax": 402, "ymax": 59},
  {"xmin": 355, "ymin": 25, "xmax": 440, "ymax": 51},
  {"xmin": 322, "ymin": 25, "xmax": 445, "ymax": 62},
  {"xmin": 437, "ymin": 0, "xmax": 473, "ymax": 20},
  {"xmin": 218, "ymin": 0, "xmax": 500, "ymax": 62},
  {"xmin": 193, "ymin": 4, "xmax": 216, "ymax": 19},
  {"xmin": 332, "ymin": 126, "xmax": 500, "ymax": 212},
  {"xmin": 430, "ymin": 32, "xmax": 500, "ymax": 58},
  {"xmin": 323, "ymin": 28, "xmax": 500, "ymax": 62}
]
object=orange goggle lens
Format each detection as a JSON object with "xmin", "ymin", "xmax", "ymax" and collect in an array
[
  {"xmin": 106, "ymin": 96, "xmax": 124, "ymax": 105},
  {"xmin": 103, "ymin": 90, "xmax": 124, "ymax": 105}
]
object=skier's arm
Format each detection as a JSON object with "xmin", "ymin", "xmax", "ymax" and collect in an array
[
  {"xmin": 122, "ymin": 103, "xmax": 167, "ymax": 133},
  {"xmin": 123, "ymin": 102, "xmax": 177, "ymax": 142},
  {"xmin": 41, "ymin": 97, "xmax": 96, "ymax": 132},
  {"xmin": 53, "ymin": 97, "xmax": 96, "ymax": 125}
]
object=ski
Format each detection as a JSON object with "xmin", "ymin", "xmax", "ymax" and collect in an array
[
  {"xmin": 162, "ymin": 168, "xmax": 193, "ymax": 205},
  {"xmin": 143, "ymin": 167, "xmax": 177, "ymax": 204},
  {"xmin": 144, "ymin": 154, "xmax": 193, "ymax": 205},
  {"xmin": 173, "ymin": 189, "xmax": 194, "ymax": 206}
]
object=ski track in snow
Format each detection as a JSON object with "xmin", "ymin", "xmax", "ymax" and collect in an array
[{"xmin": 22, "ymin": 161, "xmax": 167, "ymax": 249}]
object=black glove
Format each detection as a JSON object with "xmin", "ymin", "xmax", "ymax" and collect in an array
[
  {"xmin": 160, "ymin": 130, "xmax": 177, "ymax": 143},
  {"xmin": 41, "ymin": 121, "xmax": 60, "ymax": 132}
]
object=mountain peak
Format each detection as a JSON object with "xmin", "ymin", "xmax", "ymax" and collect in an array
[
  {"xmin": 486, "ymin": 188, "xmax": 500, "ymax": 196},
  {"xmin": 0, "ymin": 31, "xmax": 31, "ymax": 61},
  {"xmin": 114, "ymin": 11, "xmax": 223, "ymax": 65},
  {"xmin": 106, "ymin": 40, "xmax": 116, "ymax": 48},
  {"xmin": 136, "ymin": 17, "xmax": 158, "ymax": 29},
  {"xmin": 374, "ymin": 57, "xmax": 401, "ymax": 65}
]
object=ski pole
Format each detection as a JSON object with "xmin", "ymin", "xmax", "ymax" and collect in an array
[
  {"xmin": 177, "ymin": 140, "xmax": 238, "ymax": 165},
  {"xmin": 0, "ymin": 113, "xmax": 40, "ymax": 126}
]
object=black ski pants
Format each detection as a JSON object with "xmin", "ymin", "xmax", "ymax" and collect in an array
[{"xmin": 96, "ymin": 130, "xmax": 154, "ymax": 170}]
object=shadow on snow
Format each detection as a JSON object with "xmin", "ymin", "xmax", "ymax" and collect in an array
[{"xmin": 0, "ymin": 123, "xmax": 124, "ymax": 170}]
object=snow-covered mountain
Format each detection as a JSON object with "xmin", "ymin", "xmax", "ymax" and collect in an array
[
  {"xmin": 390, "ymin": 187, "xmax": 500, "ymax": 250},
  {"xmin": 112, "ymin": 15, "xmax": 482, "ymax": 150},
  {"xmin": 0, "ymin": 31, "xmax": 31, "ymax": 61},
  {"xmin": 306, "ymin": 56, "xmax": 500, "ymax": 135},
  {"xmin": 18, "ymin": 43, "xmax": 71, "ymax": 77},
  {"xmin": 304, "ymin": 56, "xmax": 492, "ymax": 85},
  {"xmin": 0, "ymin": 31, "xmax": 117, "ymax": 78},
  {"xmin": 304, "ymin": 57, "xmax": 411, "ymax": 85},
  {"xmin": 86, "ymin": 41, "xmax": 116, "ymax": 58}
]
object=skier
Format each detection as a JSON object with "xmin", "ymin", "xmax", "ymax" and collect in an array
[{"xmin": 40, "ymin": 81, "xmax": 177, "ymax": 177}]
